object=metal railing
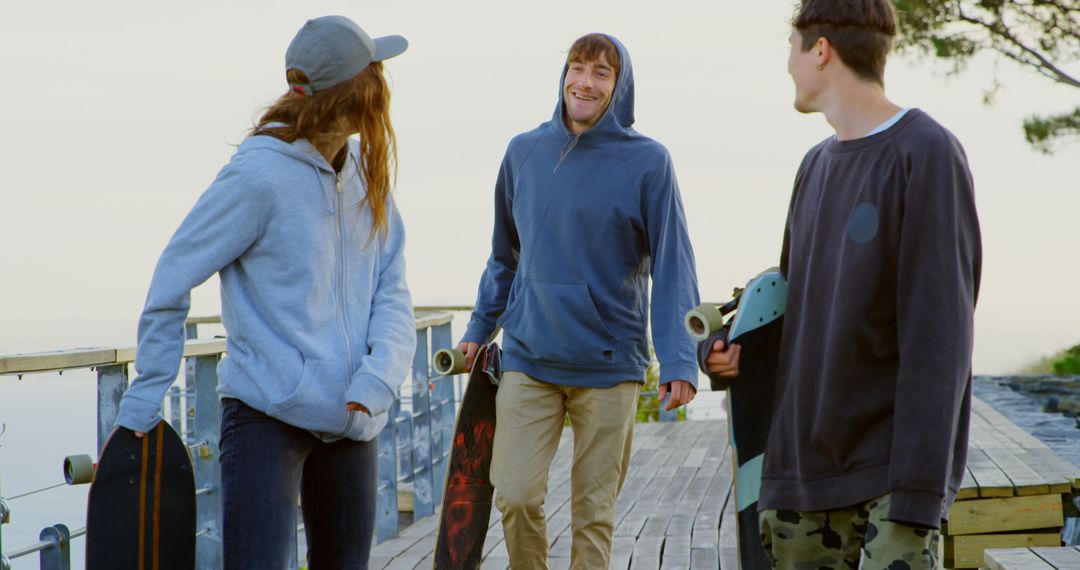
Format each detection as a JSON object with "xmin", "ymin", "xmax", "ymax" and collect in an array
[
  {"xmin": 0, "ymin": 310, "xmax": 459, "ymax": 569},
  {"xmin": 0, "ymin": 307, "xmax": 679, "ymax": 569}
]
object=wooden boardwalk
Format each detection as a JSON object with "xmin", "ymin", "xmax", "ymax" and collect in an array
[
  {"xmin": 984, "ymin": 546, "xmax": 1080, "ymax": 569},
  {"xmin": 946, "ymin": 399, "xmax": 1080, "ymax": 568},
  {"xmin": 370, "ymin": 420, "xmax": 737, "ymax": 569}
]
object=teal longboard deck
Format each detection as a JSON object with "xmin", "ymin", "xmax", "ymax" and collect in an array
[
  {"xmin": 86, "ymin": 421, "xmax": 196, "ymax": 570},
  {"xmin": 692, "ymin": 268, "xmax": 786, "ymax": 569},
  {"xmin": 434, "ymin": 342, "xmax": 501, "ymax": 570}
]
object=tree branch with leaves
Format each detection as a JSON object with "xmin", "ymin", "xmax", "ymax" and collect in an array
[{"xmin": 893, "ymin": 0, "xmax": 1080, "ymax": 153}]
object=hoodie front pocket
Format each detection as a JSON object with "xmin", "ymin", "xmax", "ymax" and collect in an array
[
  {"xmin": 502, "ymin": 278, "xmax": 617, "ymax": 365},
  {"xmin": 266, "ymin": 357, "xmax": 347, "ymax": 434}
]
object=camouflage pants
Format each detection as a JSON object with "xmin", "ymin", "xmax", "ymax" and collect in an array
[{"xmin": 759, "ymin": 493, "xmax": 941, "ymax": 570}]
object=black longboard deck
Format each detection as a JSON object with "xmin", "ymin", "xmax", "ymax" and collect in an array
[
  {"xmin": 434, "ymin": 343, "xmax": 500, "ymax": 570},
  {"xmin": 86, "ymin": 420, "xmax": 196, "ymax": 570},
  {"xmin": 696, "ymin": 269, "xmax": 786, "ymax": 569},
  {"xmin": 727, "ymin": 316, "xmax": 783, "ymax": 569}
]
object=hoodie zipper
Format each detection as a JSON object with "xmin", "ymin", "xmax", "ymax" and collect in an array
[{"xmin": 335, "ymin": 173, "xmax": 355, "ymax": 432}]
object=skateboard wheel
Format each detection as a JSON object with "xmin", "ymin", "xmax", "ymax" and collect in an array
[
  {"xmin": 64, "ymin": 454, "xmax": 95, "ymax": 485},
  {"xmin": 433, "ymin": 348, "xmax": 467, "ymax": 376},
  {"xmin": 685, "ymin": 303, "xmax": 725, "ymax": 341}
]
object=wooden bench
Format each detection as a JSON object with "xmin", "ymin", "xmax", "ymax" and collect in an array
[
  {"xmin": 945, "ymin": 399, "xmax": 1080, "ymax": 568},
  {"xmin": 984, "ymin": 546, "xmax": 1080, "ymax": 569}
]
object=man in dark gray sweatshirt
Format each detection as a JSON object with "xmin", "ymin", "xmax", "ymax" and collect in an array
[{"xmin": 703, "ymin": 1, "xmax": 982, "ymax": 567}]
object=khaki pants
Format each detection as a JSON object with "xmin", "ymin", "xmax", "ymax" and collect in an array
[
  {"xmin": 759, "ymin": 493, "xmax": 941, "ymax": 570},
  {"xmin": 490, "ymin": 371, "xmax": 639, "ymax": 570}
]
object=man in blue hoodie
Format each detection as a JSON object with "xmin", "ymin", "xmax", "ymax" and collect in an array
[{"xmin": 457, "ymin": 33, "xmax": 700, "ymax": 569}]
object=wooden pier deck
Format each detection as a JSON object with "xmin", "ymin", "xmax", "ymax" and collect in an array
[
  {"xmin": 370, "ymin": 419, "xmax": 737, "ymax": 570},
  {"xmin": 984, "ymin": 546, "xmax": 1080, "ymax": 569}
]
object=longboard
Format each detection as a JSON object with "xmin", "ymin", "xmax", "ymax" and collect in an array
[
  {"xmin": 688, "ymin": 268, "xmax": 786, "ymax": 569},
  {"xmin": 432, "ymin": 342, "xmax": 501, "ymax": 570},
  {"xmin": 86, "ymin": 420, "xmax": 196, "ymax": 570}
]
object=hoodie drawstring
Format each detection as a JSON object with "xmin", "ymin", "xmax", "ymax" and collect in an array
[
  {"xmin": 318, "ymin": 167, "xmax": 335, "ymax": 214},
  {"xmin": 553, "ymin": 134, "xmax": 581, "ymax": 173}
]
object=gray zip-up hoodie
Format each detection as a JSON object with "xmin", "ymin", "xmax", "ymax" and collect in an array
[{"xmin": 116, "ymin": 134, "xmax": 416, "ymax": 441}]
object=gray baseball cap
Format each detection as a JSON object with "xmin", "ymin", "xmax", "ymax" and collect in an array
[{"xmin": 285, "ymin": 15, "xmax": 407, "ymax": 95}]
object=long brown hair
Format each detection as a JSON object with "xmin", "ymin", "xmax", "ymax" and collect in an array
[{"xmin": 252, "ymin": 62, "xmax": 397, "ymax": 238}]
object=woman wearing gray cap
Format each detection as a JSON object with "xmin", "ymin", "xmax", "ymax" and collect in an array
[{"xmin": 115, "ymin": 15, "xmax": 414, "ymax": 568}]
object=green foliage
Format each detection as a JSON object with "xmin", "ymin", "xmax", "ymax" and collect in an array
[
  {"xmin": 1053, "ymin": 344, "xmax": 1080, "ymax": 375},
  {"xmin": 892, "ymin": 0, "xmax": 1080, "ymax": 152},
  {"xmin": 1024, "ymin": 107, "xmax": 1080, "ymax": 154},
  {"xmin": 636, "ymin": 345, "xmax": 687, "ymax": 422}
]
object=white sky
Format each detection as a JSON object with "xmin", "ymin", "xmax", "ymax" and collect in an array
[{"xmin": 1, "ymin": 1, "xmax": 1077, "ymax": 374}]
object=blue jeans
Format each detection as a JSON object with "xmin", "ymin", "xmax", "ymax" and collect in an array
[{"xmin": 219, "ymin": 397, "xmax": 378, "ymax": 569}]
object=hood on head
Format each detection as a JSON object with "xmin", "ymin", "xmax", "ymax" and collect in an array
[{"xmin": 553, "ymin": 33, "xmax": 635, "ymax": 137}]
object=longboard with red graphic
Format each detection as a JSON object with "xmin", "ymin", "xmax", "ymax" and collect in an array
[{"xmin": 432, "ymin": 342, "xmax": 501, "ymax": 570}]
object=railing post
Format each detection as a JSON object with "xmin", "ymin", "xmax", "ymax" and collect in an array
[
  {"xmin": 96, "ymin": 364, "xmax": 129, "ymax": 454},
  {"xmin": 410, "ymin": 329, "xmax": 435, "ymax": 520},
  {"xmin": 375, "ymin": 397, "xmax": 401, "ymax": 543},
  {"xmin": 167, "ymin": 385, "xmax": 183, "ymax": 436},
  {"xmin": 429, "ymin": 322, "xmax": 454, "ymax": 507},
  {"xmin": 36, "ymin": 524, "xmax": 69, "ymax": 570},
  {"xmin": 182, "ymin": 322, "xmax": 199, "ymax": 444},
  {"xmin": 659, "ymin": 402, "xmax": 678, "ymax": 422},
  {"xmin": 190, "ymin": 354, "xmax": 222, "ymax": 568},
  {"xmin": 0, "ymin": 472, "xmax": 7, "ymax": 569}
]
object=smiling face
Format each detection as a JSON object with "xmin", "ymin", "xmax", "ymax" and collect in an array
[{"xmin": 562, "ymin": 51, "xmax": 617, "ymax": 135}]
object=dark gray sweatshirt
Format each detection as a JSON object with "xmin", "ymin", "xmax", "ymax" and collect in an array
[{"xmin": 758, "ymin": 109, "xmax": 982, "ymax": 528}]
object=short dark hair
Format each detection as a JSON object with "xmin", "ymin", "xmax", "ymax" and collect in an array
[
  {"xmin": 566, "ymin": 33, "xmax": 621, "ymax": 77},
  {"xmin": 793, "ymin": 0, "xmax": 897, "ymax": 85}
]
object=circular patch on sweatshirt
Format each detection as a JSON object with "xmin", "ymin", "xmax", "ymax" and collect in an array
[{"xmin": 847, "ymin": 203, "xmax": 879, "ymax": 244}]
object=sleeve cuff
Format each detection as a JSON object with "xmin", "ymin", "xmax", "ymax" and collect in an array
[
  {"xmin": 886, "ymin": 489, "xmax": 945, "ymax": 529},
  {"xmin": 660, "ymin": 363, "xmax": 700, "ymax": 390},
  {"xmin": 345, "ymin": 373, "xmax": 398, "ymax": 417},
  {"xmin": 461, "ymin": 325, "xmax": 491, "ymax": 345},
  {"xmin": 697, "ymin": 331, "xmax": 732, "ymax": 391},
  {"xmin": 115, "ymin": 395, "xmax": 165, "ymax": 434}
]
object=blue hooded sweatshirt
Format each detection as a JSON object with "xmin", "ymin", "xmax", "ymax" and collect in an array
[
  {"xmin": 116, "ymin": 134, "xmax": 416, "ymax": 441},
  {"xmin": 462, "ymin": 35, "xmax": 700, "ymax": 388}
]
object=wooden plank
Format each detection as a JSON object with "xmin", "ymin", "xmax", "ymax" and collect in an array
[
  {"xmin": 970, "ymin": 413, "xmax": 1052, "ymax": 495},
  {"xmin": 946, "ymin": 493, "xmax": 1064, "ymax": 536},
  {"xmin": 0, "ymin": 346, "xmax": 118, "ymax": 374},
  {"xmin": 983, "ymin": 546, "xmax": 1059, "ymax": 570},
  {"xmin": 185, "ymin": 315, "xmax": 222, "ymax": 325},
  {"xmin": 1027, "ymin": 447, "xmax": 1080, "ymax": 492},
  {"xmin": 975, "ymin": 405, "xmax": 1075, "ymax": 494},
  {"xmin": 965, "ymin": 447, "xmax": 1015, "ymax": 498},
  {"xmin": 661, "ymin": 534, "xmax": 692, "ymax": 568},
  {"xmin": 957, "ymin": 467, "xmax": 981, "ymax": 500},
  {"xmin": 611, "ymin": 535, "xmax": 635, "ymax": 570},
  {"xmin": 414, "ymin": 310, "xmax": 454, "ymax": 330},
  {"xmin": 718, "ymin": 480, "xmax": 737, "ymax": 552},
  {"xmin": 0, "ymin": 339, "xmax": 229, "ymax": 375},
  {"xmin": 629, "ymin": 535, "xmax": 663, "ymax": 569},
  {"xmin": 972, "ymin": 399, "xmax": 1080, "ymax": 491},
  {"xmin": 1032, "ymin": 546, "xmax": 1080, "ymax": 570},
  {"xmin": 949, "ymin": 534, "xmax": 1060, "ymax": 568},
  {"xmin": 691, "ymin": 546, "xmax": 720, "ymax": 570}
]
